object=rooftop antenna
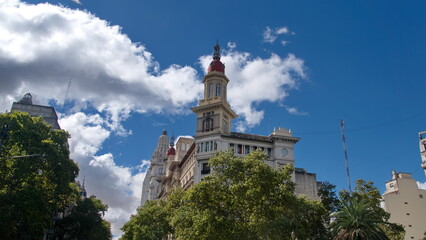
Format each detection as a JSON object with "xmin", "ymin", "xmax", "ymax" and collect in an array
[
  {"xmin": 340, "ymin": 120, "xmax": 352, "ymax": 192},
  {"xmin": 62, "ymin": 79, "xmax": 71, "ymax": 113}
]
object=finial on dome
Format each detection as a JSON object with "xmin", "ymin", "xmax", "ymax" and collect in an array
[
  {"xmin": 213, "ymin": 41, "xmax": 221, "ymax": 60},
  {"xmin": 170, "ymin": 133, "xmax": 175, "ymax": 147},
  {"xmin": 208, "ymin": 41, "xmax": 225, "ymax": 73},
  {"xmin": 162, "ymin": 129, "xmax": 167, "ymax": 135}
]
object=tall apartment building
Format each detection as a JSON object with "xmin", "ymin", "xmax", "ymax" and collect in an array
[{"xmin": 382, "ymin": 171, "xmax": 426, "ymax": 240}]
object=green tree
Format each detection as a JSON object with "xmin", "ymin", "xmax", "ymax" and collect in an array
[
  {"xmin": 0, "ymin": 112, "xmax": 79, "ymax": 239},
  {"xmin": 121, "ymin": 200, "xmax": 172, "ymax": 240},
  {"xmin": 319, "ymin": 181, "xmax": 341, "ymax": 216},
  {"xmin": 58, "ymin": 196, "xmax": 112, "ymax": 240},
  {"xmin": 120, "ymin": 150, "xmax": 330, "ymax": 240},
  {"xmin": 330, "ymin": 197, "xmax": 389, "ymax": 240},
  {"xmin": 169, "ymin": 150, "xmax": 328, "ymax": 240},
  {"xmin": 334, "ymin": 180, "xmax": 405, "ymax": 240}
]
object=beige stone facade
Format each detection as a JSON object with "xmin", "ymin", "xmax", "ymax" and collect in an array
[{"xmin": 382, "ymin": 171, "xmax": 426, "ymax": 240}]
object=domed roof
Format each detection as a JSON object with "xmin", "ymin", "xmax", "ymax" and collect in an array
[
  {"xmin": 208, "ymin": 60, "xmax": 225, "ymax": 73},
  {"xmin": 167, "ymin": 147, "xmax": 176, "ymax": 156},
  {"xmin": 207, "ymin": 42, "xmax": 225, "ymax": 73}
]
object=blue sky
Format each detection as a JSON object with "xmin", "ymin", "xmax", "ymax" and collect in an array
[{"xmin": 1, "ymin": 0, "xmax": 426, "ymax": 237}]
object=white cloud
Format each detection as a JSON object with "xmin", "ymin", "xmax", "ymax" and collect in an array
[
  {"xmin": 60, "ymin": 113, "xmax": 149, "ymax": 238},
  {"xmin": 200, "ymin": 48, "xmax": 306, "ymax": 130},
  {"xmin": 0, "ymin": 1, "xmax": 307, "ymax": 236},
  {"xmin": 70, "ymin": 0, "xmax": 82, "ymax": 4},
  {"xmin": 280, "ymin": 104, "xmax": 308, "ymax": 116},
  {"xmin": 0, "ymin": 0, "xmax": 202, "ymax": 129},
  {"xmin": 276, "ymin": 27, "xmax": 289, "ymax": 35},
  {"xmin": 418, "ymin": 181, "xmax": 426, "ymax": 190},
  {"xmin": 263, "ymin": 26, "xmax": 276, "ymax": 43},
  {"xmin": 227, "ymin": 42, "xmax": 237, "ymax": 49},
  {"xmin": 263, "ymin": 26, "xmax": 292, "ymax": 44}
]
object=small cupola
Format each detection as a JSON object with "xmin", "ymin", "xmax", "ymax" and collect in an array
[{"xmin": 207, "ymin": 42, "xmax": 225, "ymax": 73}]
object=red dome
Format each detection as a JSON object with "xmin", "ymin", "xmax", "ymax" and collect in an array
[
  {"xmin": 167, "ymin": 147, "xmax": 176, "ymax": 156},
  {"xmin": 208, "ymin": 59, "xmax": 225, "ymax": 73}
]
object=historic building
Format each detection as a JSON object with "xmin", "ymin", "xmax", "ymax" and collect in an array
[
  {"xmin": 382, "ymin": 171, "xmax": 426, "ymax": 240},
  {"xmin": 141, "ymin": 43, "xmax": 320, "ymax": 206},
  {"xmin": 11, "ymin": 93, "xmax": 61, "ymax": 130}
]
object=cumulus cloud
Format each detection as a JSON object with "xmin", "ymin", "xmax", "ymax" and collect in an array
[
  {"xmin": 418, "ymin": 181, "xmax": 426, "ymax": 190},
  {"xmin": 0, "ymin": 1, "xmax": 307, "ymax": 237},
  {"xmin": 0, "ymin": 0, "xmax": 202, "ymax": 129},
  {"xmin": 263, "ymin": 26, "xmax": 292, "ymax": 44},
  {"xmin": 60, "ymin": 113, "xmax": 148, "ymax": 238},
  {"xmin": 200, "ymin": 48, "xmax": 306, "ymax": 131}
]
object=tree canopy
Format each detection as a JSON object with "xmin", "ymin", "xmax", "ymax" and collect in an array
[
  {"xmin": 58, "ymin": 196, "xmax": 112, "ymax": 240},
  {"xmin": 331, "ymin": 180, "xmax": 405, "ymax": 240},
  {"xmin": 0, "ymin": 112, "xmax": 80, "ymax": 239},
  {"xmin": 122, "ymin": 150, "xmax": 328, "ymax": 240}
]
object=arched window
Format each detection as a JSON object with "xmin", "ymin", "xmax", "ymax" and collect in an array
[
  {"xmin": 215, "ymin": 83, "xmax": 221, "ymax": 96},
  {"xmin": 203, "ymin": 118, "xmax": 213, "ymax": 132}
]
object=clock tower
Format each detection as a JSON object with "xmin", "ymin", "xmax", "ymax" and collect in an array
[{"xmin": 191, "ymin": 42, "xmax": 238, "ymax": 136}]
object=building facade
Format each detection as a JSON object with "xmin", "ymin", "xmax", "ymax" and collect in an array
[
  {"xmin": 419, "ymin": 131, "xmax": 426, "ymax": 176},
  {"xmin": 140, "ymin": 43, "xmax": 321, "ymax": 205},
  {"xmin": 11, "ymin": 93, "xmax": 61, "ymax": 130},
  {"xmin": 382, "ymin": 171, "xmax": 426, "ymax": 240}
]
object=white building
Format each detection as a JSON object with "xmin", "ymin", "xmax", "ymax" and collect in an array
[
  {"xmin": 140, "ymin": 43, "xmax": 321, "ymax": 205},
  {"xmin": 382, "ymin": 171, "xmax": 426, "ymax": 240},
  {"xmin": 140, "ymin": 129, "xmax": 169, "ymax": 206}
]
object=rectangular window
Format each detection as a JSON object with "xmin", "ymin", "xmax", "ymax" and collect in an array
[
  {"xmin": 205, "ymin": 142, "xmax": 209, "ymax": 152},
  {"xmin": 201, "ymin": 163, "xmax": 210, "ymax": 174},
  {"xmin": 237, "ymin": 144, "xmax": 242, "ymax": 154},
  {"xmin": 267, "ymin": 148, "xmax": 272, "ymax": 157},
  {"xmin": 244, "ymin": 145, "xmax": 250, "ymax": 154},
  {"xmin": 200, "ymin": 142, "xmax": 204, "ymax": 152},
  {"xmin": 420, "ymin": 194, "xmax": 424, "ymax": 198},
  {"xmin": 253, "ymin": 146, "xmax": 257, "ymax": 151},
  {"xmin": 230, "ymin": 143, "xmax": 235, "ymax": 152},
  {"xmin": 216, "ymin": 83, "xmax": 221, "ymax": 96},
  {"xmin": 214, "ymin": 141, "xmax": 218, "ymax": 151}
]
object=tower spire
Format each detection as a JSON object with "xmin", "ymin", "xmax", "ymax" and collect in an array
[
  {"xmin": 208, "ymin": 41, "xmax": 225, "ymax": 73},
  {"xmin": 213, "ymin": 41, "xmax": 221, "ymax": 60},
  {"xmin": 170, "ymin": 132, "xmax": 175, "ymax": 147}
]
